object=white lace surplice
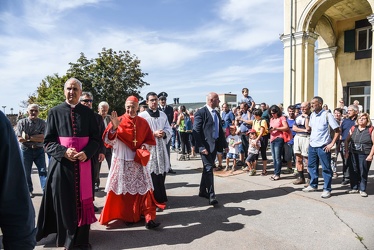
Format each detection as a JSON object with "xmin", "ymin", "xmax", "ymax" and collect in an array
[
  {"xmin": 104, "ymin": 134, "xmax": 154, "ymax": 195},
  {"xmin": 138, "ymin": 111, "xmax": 172, "ymax": 174}
]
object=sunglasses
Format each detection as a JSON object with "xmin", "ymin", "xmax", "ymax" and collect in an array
[{"xmin": 82, "ymin": 99, "xmax": 93, "ymax": 103}]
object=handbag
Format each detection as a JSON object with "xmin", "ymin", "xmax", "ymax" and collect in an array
[
  {"xmin": 283, "ymin": 128, "xmax": 293, "ymax": 143},
  {"xmin": 134, "ymin": 148, "xmax": 151, "ymax": 166}
]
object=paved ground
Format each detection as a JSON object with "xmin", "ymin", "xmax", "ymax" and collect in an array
[{"xmin": 27, "ymin": 151, "xmax": 374, "ymax": 249}]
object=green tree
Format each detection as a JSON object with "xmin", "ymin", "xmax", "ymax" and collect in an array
[
  {"xmin": 67, "ymin": 48, "xmax": 148, "ymax": 114},
  {"xmin": 29, "ymin": 48, "xmax": 149, "ymax": 118},
  {"xmin": 27, "ymin": 74, "xmax": 67, "ymax": 119}
]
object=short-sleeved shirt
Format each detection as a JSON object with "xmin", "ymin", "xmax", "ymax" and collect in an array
[
  {"xmin": 309, "ymin": 110, "xmax": 339, "ymax": 147},
  {"xmin": 252, "ymin": 119, "xmax": 268, "ymax": 136},
  {"xmin": 227, "ymin": 134, "xmax": 241, "ymax": 154},
  {"xmin": 340, "ymin": 117, "xmax": 356, "ymax": 141},
  {"xmin": 241, "ymin": 96, "xmax": 255, "ymax": 108},
  {"xmin": 248, "ymin": 138, "xmax": 261, "ymax": 154},
  {"xmin": 269, "ymin": 116, "xmax": 286, "ymax": 142},
  {"xmin": 239, "ymin": 112, "xmax": 251, "ymax": 133},
  {"xmin": 16, "ymin": 117, "xmax": 46, "ymax": 148},
  {"xmin": 222, "ymin": 110, "xmax": 235, "ymax": 129}
]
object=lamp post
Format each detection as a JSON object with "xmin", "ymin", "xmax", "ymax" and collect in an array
[
  {"xmin": 10, "ymin": 108, "xmax": 13, "ymax": 115},
  {"xmin": 1, "ymin": 106, "xmax": 6, "ymax": 114}
]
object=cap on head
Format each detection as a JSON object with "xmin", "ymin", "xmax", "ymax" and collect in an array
[
  {"xmin": 248, "ymin": 129, "xmax": 256, "ymax": 134},
  {"xmin": 126, "ymin": 96, "xmax": 139, "ymax": 103},
  {"xmin": 157, "ymin": 92, "xmax": 168, "ymax": 99}
]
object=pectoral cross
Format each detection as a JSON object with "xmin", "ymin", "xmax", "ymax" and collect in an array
[{"xmin": 133, "ymin": 123, "xmax": 137, "ymax": 146}]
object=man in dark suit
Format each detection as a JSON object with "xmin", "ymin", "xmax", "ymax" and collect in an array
[
  {"xmin": 193, "ymin": 92, "xmax": 228, "ymax": 205},
  {"xmin": 158, "ymin": 91, "xmax": 176, "ymax": 174}
]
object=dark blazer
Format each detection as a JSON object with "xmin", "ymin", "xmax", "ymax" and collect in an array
[
  {"xmin": 159, "ymin": 105, "xmax": 174, "ymax": 125},
  {"xmin": 193, "ymin": 106, "xmax": 227, "ymax": 153}
]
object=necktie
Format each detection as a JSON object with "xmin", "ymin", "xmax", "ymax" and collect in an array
[{"xmin": 213, "ymin": 110, "xmax": 219, "ymax": 139}]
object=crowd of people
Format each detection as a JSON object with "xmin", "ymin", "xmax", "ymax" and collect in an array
[{"xmin": 2, "ymin": 81, "xmax": 373, "ymax": 249}]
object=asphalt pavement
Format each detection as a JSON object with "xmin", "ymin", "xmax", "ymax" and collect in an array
[{"xmin": 29, "ymin": 151, "xmax": 374, "ymax": 250}]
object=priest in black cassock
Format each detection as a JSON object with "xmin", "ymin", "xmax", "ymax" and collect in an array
[{"xmin": 36, "ymin": 77, "xmax": 100, "ymax": 250}]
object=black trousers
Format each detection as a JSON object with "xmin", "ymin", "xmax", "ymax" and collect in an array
[
  {"xmin": 151, "ymin": 172, "xmax": 168, "ymax": 203},
  {"xmin": 199, "ymin": 146, "xmax": 217, "ymax": 198}
]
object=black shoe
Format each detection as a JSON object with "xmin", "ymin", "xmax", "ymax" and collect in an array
[
  {"xmin": 94, "ymin": 185, "xmax": 99, "ymax": 192},
  {"xmin": 145, "ymin": 220, "xmax": 161, "ymax": 229},
  {"xmin": 156, "ymin": 207, "xmax": 163, "ymax": 212},
  {"xmin": 168, "ymin": 168, "xmax": 176, "ymax": 174},
  {"xmin": 198, "ymin": 192, "xmax": 209, "ymax": 199},
  {"xmin": 94, "ymin": 205, "xmax": 99, "ymax": 212},
  {"xmin": 341, "ymin": 180, "xmax": 350, "ymax": 186},
  {"xmin": 209, "ymin": 197, "xmax": 218, "ymax": 205},
  {"xmin": 30, "ymin": 192, "xmax": 34, "ymax": 198}
]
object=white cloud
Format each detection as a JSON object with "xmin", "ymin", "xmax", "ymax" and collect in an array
[{"xmin": 0, "ymin": 0, "xmax": 285, "ymax": 110}]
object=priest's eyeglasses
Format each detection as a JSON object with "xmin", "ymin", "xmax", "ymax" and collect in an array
[{"xmin": 82, "ymin": 99, "xmax": 93, "ymax": 103}]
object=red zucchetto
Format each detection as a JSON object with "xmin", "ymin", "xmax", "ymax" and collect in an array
[{"xmin": 126, "ymin": 96, "xmax": 139, "ymax": 103}]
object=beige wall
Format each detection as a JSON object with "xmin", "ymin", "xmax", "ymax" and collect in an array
[{"xmin": 282, "ymin": 0, "xmax": 374, "ymax": 112}]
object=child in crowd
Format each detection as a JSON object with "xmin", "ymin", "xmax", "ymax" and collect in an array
[
  {"xmin": 246, "ymin": 129, "xmax": 261, "ymax": 176},
  {"xmin": 226, "ymin": 125, "xmax": 241, "ymax": 172},
  {"xmin": 240, "ymin": 87, "xmax": 255, "ymax": 112}
]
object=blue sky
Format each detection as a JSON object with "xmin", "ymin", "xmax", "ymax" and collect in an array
[{"xmin": 0, "ymin": 0, "xmax": 284, "ymax": 113}]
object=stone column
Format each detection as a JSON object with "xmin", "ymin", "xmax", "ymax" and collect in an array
[{"xmin": 315, "ymin": 46, "xmax": 338, "ymax": 109}]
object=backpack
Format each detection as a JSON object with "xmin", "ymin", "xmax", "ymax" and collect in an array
[{"xmin": 184, "ymin": 113, "xmax": 193, "ymax": 132}]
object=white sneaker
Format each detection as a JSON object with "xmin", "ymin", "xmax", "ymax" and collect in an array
[
  {"xmin": 360, "ymin": 191, "xmax": 368, "ymax": 197},
  {"xmin": 321, "ymin": 190, "xmax": 331, "ymax": 198},
  {"xmin": 302, "ymin": 186, "xmax": 317, "ymax": 192}
]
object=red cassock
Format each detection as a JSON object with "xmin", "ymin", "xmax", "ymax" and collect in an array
[{"xmin": 99, "ymin": 114, "xmax": 165, "ymax": 225}]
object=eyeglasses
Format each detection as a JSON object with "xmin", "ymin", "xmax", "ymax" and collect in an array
[
  {"xmin": 270, "ymin": 112, "xmax": 276, "ymax": 115},
  {"xmin": 347, "ymin": 109, "xmax": 354, "ymax": 112},
  {"xmin": 82, "ymin": 99, "xmax": 93, "ymax": 103},
  {"xmin": 29, "ymin": 110, "xmax": 39, "ymax": 112}
]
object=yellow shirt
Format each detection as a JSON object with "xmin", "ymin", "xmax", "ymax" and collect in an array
[{"xmin": 253, "ymin": 119, "xmax": 268, "ymax": 136}]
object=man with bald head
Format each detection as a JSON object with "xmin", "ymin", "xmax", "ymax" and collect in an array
[
  {"xmin": 292, "ymin": 101, "xmax": 311, "ymax": 185},
  {"xmin": 193, "ymin": 92, "xmax": 228, "ymax": 206}
]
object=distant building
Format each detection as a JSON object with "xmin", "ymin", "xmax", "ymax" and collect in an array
[{"xmin": 281, "ymin": 0, "xmax": 373, "ymax": 114}]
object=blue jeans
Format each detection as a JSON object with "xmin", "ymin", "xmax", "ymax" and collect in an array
[
  {"xmin": 171, "ymin": 127, "xmax": 180, "ymax": 150},
  {"xmin": 270, "ymin": 137, "xmax": 284, "ymax": 176},
  {"xmin": 348, "ymin": 153, "xmax": 370, "ymax": 192},
  {"xmin": 308, "ymin": 146, "xmax": 332, "ymax": 191},
  {"xmin": 21, "ymin": 146, "xmax": 47, "ymax": 192}
]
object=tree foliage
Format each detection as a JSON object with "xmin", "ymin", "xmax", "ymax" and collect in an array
[
  {"xmin": 67, "ymin": 48, "xmax": 148, "ymax": 114},
  {"xmin": 29, "ymin": 48, "xmax": 149, "ymax": 118}
]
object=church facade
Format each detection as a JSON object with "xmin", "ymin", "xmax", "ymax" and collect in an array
[{"xmin": 281, "ymin": 0, "xmax": 373, "ymax": 113}]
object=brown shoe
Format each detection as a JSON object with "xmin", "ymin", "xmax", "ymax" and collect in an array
[
  {"xmin": 304, "ymin": 179, "xmax": 310, "ymax": 187},
  {"xmin": 293, "ymin": 178, "xmax": 305, "ymax": 185}
]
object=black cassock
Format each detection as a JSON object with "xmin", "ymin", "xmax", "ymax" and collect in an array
[{"xmin": 36, "ymin": 102, "xmax": 100, "ymax": 249}]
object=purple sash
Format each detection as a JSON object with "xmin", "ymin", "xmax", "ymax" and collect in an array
[{"xmin": 59, "ymin": 136, "xmax": 97, "ymax": 226}]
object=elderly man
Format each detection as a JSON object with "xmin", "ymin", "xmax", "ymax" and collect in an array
[
  {"xmin": 99, "ymin": 96, "xmax": 162, "ymax": 229},
  {"xmin": 193, "ymin": 92, "xmax": 228, "ymax": 205},
  {"xmin": 98, "ymin": 101, "xmax": 112, "ymax": 170},
  {"xmin": 339, "ymin": 104, "xmax": 358, "ymax": 185},
  {"xmin": 139, "ymin": 92, "xmax": 172, "ymax": 209},
  {"xmin": 302, "ymin": 96, "xmax": 340, "ymax": 198},
  {"xmin": 16, "ymin": 103, "xmax": 47, "ymax": 197},
  {"xmin": 292, "ymin": 101, "xmax": 311, "ymax": 185},
  {"xmin": 36, "ymin": 78, "xmax": 100, "ymax": 249}
]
